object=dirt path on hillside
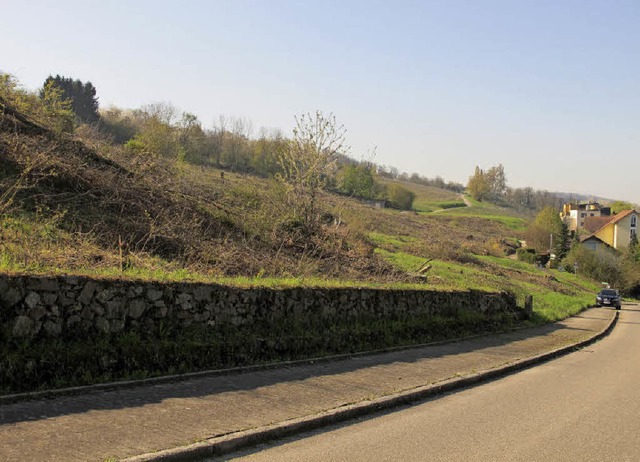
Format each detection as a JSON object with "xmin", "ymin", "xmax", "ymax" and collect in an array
[{"xmin": 460, "ymin": 194, "xmax": 472, "ymax": 207}]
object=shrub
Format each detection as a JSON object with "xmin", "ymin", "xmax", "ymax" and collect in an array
[
  {"xmin": 516, "ymin": 248, "xmax": 536, "ymax": 264},
  {"xmin": 386, "ymin": 184, "xmax": 415, "ymax": 210},
  {"xmin": 562, "ymin": 245, "xmax": 625, "ymax": 289}
]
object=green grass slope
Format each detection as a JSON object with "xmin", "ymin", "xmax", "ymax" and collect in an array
[{"xmin": 0, "ymin": 99, "xmax": 599, "ymax": 323}]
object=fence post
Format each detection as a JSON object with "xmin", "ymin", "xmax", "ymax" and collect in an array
[{"xmin": 524, "ymin": 295, "xmax": 533, "ymax": 319}]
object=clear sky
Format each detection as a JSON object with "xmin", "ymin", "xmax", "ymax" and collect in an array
[{"xmin": 3, "ymin": 0, "xmax": 639, "ymax": 202}]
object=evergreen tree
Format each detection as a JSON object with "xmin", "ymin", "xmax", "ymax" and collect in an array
[{"xmin": 41, "ymin": 75, "xmax": 100, "ymax": 123}]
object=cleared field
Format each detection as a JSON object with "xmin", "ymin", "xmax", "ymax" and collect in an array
[
  {"xmin": 435, "ymin": 195, "xmax": 530, "ymax": 231},
  {"xmin": 378, "ymin": 177, "xmax": 463, "ymax": 212}
]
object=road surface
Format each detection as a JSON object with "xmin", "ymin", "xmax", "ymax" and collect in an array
[{"xmin": 224, "ymin": 304, "xmax": 640, "ymax": 461}]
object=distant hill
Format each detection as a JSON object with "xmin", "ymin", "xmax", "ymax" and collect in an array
[{"xmin": 550, "ymin": 191, "xmax": 617, "ymax": 204}]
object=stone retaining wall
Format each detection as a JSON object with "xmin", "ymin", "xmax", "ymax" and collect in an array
[{"xmin": 0, "ymin": 274, "xmax": 517, "ymax": 340}]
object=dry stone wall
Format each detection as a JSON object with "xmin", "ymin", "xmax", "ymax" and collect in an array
[{"xmin": 0, "ymin": 274, "xmax": 517, "ymax": 341}]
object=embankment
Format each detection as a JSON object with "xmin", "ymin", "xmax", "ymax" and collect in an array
[{"xmin": 0, "ymin": 274, "xmax": 519, "ymax": 393}]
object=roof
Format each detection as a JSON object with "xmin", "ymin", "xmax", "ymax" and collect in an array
[
  {"xmin": 583, "ymin": 216, "xmax": 614, "ymax": 233},
  {"xmin": 580, "ymin": 209, "xmax": 637, "ymax": 243},
  {"xmin": 605, "ymin": 209, "xmax": 635, "ymax": 226},
  {"xmin": 567, "ymin": 201, "xmax": 603, "ymax": 211}
]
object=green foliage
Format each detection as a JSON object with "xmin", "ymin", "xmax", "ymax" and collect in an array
[
  {"xmin": 39, "ymin": 80, "xmax": 75, "ymax": 134},
  {"xmin": 467, "ymin": 166, "xmax": 491, "ymax": 201},
  {"xmin": 466, "ymin": 165, "xmax": 509, "ymax": 203},
  {"xmin": 99, "ymin": 107, "xmax": 138, "ymax": 143},
  {"xmin": 339, "ymin": 163, "xmax": 380, "ymax": 199},
  {"xmin": 0, "ymin": 73, "xmax": 28, "ymax": 110},
  {"xmin": 386, "ymin": 183, "xmax": 415, "ymax": 210},
  {"xmin": 485, "ymin": 164, "xmax": 507, "ymax": 202},
  {"xmin": 276, "ymin": 111, "xmax": 347, "ymax": 230},
  {"xmin": 526, "ymin": 206, "xmax": 568, "ymax": 257},
  {"xmin": 465, "ymin": 164, "xmax": 562, "ymax": 211},
  {"xmin": 367, "ymin": 232, "xmax": 417, "ymax": 251},
  {"xmin": 534, "ymin": 206, "xmax": 563, "ymax": 233},
  {"xmin": 126, "ymin": 103, "xmax": 182, "ymax": 158},
  {"xmin": 124, "ymin": 138, "xmax": 146, "ymax": 153},
  {"xmin": 438, "ymin": 199, "xmax": 527, "ymax": 231},
  {"xmin": 618, "ymin": 235, "xmax": 640, "ymax": 296},
  {"xmin": 609, "ymin": 200, "xmax": 635, "ymax": 214},
  {"xmin": 0, "ymin": 73, "xmax": 48, "ymax": 122},
  {"xmin": 627, "ymin": 234, "xmax": 640, "ymax": 263},
  {"xmin": 249, "ymin": 131, "xmax": 285, "ymax": 176},
  {"xmin": 432, "ymin": 200, "xmax": 466, "ymax": 209},
  {"xmin": 0, "ymin": 72, "xmax": 73, "ymax": 134},
  {"xmin": 516, "ymin": 248, "xmax": 537, "ymax": 264},
  {"xmin": 562, "ymin": 245, "xmax": 625, "ymax": 288},
  {"xmin": 42, "ymin": 74, "xmax": 100, "ymax": 124}
]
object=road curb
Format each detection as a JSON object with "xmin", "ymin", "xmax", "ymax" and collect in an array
[{"xmin": 124, "ymin": 310, "xmax": 619, "ymax": 462}]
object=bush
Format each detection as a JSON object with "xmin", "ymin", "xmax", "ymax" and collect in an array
[
  {"xmin": 562, "ymin": 245, "xmax": 625, "ymax": 289},
  {"xmin": 516, "ymin": 248, "xmax": 536, "ymax": 264},
  {"xmin": 386, "ymin": 184, "xmax": 415, "ymax": 210}
]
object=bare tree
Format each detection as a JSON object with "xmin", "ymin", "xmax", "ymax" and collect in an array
[{"xmin": 277, "ymin": 111, "xmax": 349, "ymax": 230}]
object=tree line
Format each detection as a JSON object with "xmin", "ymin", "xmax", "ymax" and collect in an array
[
  {"xmin": 0, "ymin": 72, "xmax": 565, "ymax": 215},
  {"xmin": 467, "ymin": 164, "xmax": 563, "ymax": 212}
]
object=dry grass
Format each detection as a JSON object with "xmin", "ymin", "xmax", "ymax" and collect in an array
[
  {"xmin": 0, "ymin": 104, "xmax": 401, "ymax": 282},
  {"xmin": 0, "ymin": 98, "xmax": 591, "ymax": 307}
]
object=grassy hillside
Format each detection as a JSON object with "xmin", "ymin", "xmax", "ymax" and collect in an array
[
  {"xmin": 0, "ymin": 96, "xmax": 599, "ymax": 323},
  {"xmin": 378, "ymin": 177, "xmax": 464, "ymax": 212},
  {"xmin": 436, "ymin": 195, "xmax": 530, "ymax": 230},
  {"xmin": 0, "ymin": 99, "xmax": 393, "ymax": 282}
]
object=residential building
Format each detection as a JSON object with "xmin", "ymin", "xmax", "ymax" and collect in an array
[
  {"xmin": 560, "ymin": 201, "xmax": 611, "ymax": 232},
  {"xmin": 580, "ymin": 209, "xmax": 638, "ymax": 252},
  {"xmin": 580, "ymin": 235, "xmax": 614, "ymax": 256}
]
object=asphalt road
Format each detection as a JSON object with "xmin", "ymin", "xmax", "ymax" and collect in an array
[{"xmin": 223, "ymin": 304, "xmax": 640, "ymax": 462}]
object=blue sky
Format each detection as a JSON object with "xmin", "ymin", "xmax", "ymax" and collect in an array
[{"xmin": 3, "ymin": 1, "xmax": 639, "ymax": 202}]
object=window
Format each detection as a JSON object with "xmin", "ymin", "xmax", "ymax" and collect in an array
[
  {"xmin": 632, "ymin": 229, "xmax": 637, "ymax": 240},
  {"xmin": 581, "ymin": 212, "xmax": 586, "ymax": 218},
  {"xmin": 590, "ymin": 213, "xmax": 595, "ymax": 216},
  {"xmin": 585, "ymin": 241, "xmax": 597, "ymax": 251},
  {"xmin": 631, "ymin": 215, "xmax": 637, "ymax": 227}
]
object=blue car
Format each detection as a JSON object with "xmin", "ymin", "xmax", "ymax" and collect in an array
[{"xmin": 596, "ymin": 289, "xmax": 621, "ymax": 309}]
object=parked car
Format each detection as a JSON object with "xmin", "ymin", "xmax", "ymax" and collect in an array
[{"xmin": 596, "ymin": 289, "xmax": 622, "ymax": 309}]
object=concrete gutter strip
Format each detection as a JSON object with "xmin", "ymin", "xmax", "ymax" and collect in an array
[{"xmin": 125, "ymin": 311, "xmax": 619, "ymax": 462}]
